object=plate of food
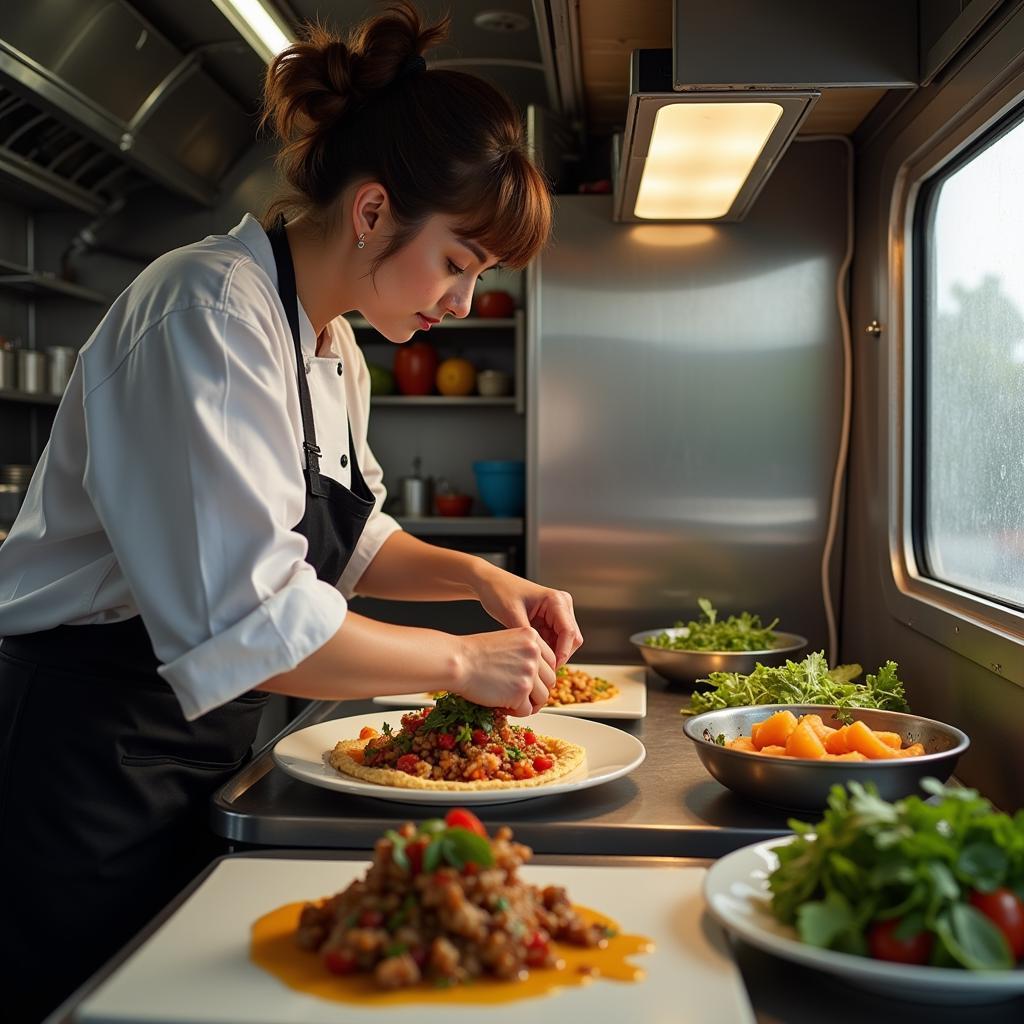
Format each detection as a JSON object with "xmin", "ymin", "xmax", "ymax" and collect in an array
[
  {"xmin": 630, "ymin": 597, "xmax": 806, "ymax": 685},
  {"xmin": 372, "ymin": 663, "xmax": 647, "ymax": 719},
  {"xmin": 77, "ymin": 814, "xmax": 754, "ymax": 1023},
  {"xmin": 273, "ymin": 694, "xmax": 646, "ymax": 804},
  {"xmin": 705, "ymin": 780, "xmax": 1024, "ymax": 1005}
]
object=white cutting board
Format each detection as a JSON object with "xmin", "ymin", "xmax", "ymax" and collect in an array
[{"xmin": 77, "ymin": 858, "xmax": 754, "ymax": 1024}]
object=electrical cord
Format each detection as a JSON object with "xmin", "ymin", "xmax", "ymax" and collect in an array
[{"xmin": 794, "ymin": 135, "xmax": 854, "ymax": 666}]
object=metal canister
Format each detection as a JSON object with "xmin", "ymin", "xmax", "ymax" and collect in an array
[
  {"xmin": 47, "ymin": 346, "xmax": 77, "ymax": 396},
  {"xmin": 16, "ymin": 350, "xmax": 46, "ymax": 394},
  {"xmin": 400, "ymin": 456, "xmax": 432, "ymax": 517},
  {"xmin": 0, "ymin": 339, "xmax": 15, "ymax": 390}
]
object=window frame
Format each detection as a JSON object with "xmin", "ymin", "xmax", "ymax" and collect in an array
[{"xmin": 887, "ymin": 82, "xmax": 1024, "ymax": 689}]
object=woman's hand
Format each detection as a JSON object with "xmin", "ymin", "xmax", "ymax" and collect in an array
[
  {"xmin": 473, "ymin": 566, "xmax": 584, "ymax": 669},
  {"xmin": 454, "ymin": 627, "xmax": 555, "ymax": 717}
]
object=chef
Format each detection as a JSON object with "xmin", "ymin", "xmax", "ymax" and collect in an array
[{"xmin": 0, "ymin": 4, "xmax": 578, "ymax": 1019}]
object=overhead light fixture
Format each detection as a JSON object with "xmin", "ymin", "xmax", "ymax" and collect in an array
[
  {"xmin": 210, "ymin": 0, "xmax": 293, "ymax": 64},
  {"xmin": 614, "ymin": 51, "xmax": 817, "ymax": 223}
]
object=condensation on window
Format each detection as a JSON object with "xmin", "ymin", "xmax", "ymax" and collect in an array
[{"xmin": 923, "ymin": 120, "xmax": 1024, "ymax": 609}]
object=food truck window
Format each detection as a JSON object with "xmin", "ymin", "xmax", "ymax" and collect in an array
[{"xmin": 914, "ymin": 111, "xmax": 1024, "ymax": 613}]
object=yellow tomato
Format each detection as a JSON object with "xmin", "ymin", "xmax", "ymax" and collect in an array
[{"xmin": 435, "ymin": 357, "xmax": 477, "ymax": 396}]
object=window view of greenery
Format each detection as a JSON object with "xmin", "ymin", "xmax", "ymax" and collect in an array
[{"xmin": 923, "ymin": 118, "xmax": 1024, "ymax": 609}]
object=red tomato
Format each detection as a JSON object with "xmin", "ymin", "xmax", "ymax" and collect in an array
[
  {"xmin": 444, "ymin": 808, "xmax": 488, "ymax": 837},
  {"xmin": 867, "ymin": 919, "xmax": 933, "ymax": 965},
  {"xmin": 396, "ymin": 753, "xmax": 420, "ymax": 774},
  {"xmin": 406, "ymin": 839, "xmax": 427, "ymax": 875},
  {"xmin": 393, "ymin": 341, "xmax": 438, "ymax": 395},
  {"xmin": 475, "ymin": 290, "xmax": 515, "ymax": 319},
  {"xmin": 532, "ymin": 756, "xmax": 554, "ymax": 773},
  {"xmin": 323, "ymin": 948, "xmax": 356, "ymax": 974},
  {"xmin": 471, "ymin": 729, "xmax": 489, "ymax": 745},
  {"xmin": 437, "ymin": 732, "xmax": 456, "ymax": 750},
  {"xmin": 522, "ymin": 730, "xmax": 537, "ymax": 746},
  {"xmin": 358, "ymin": 909, "xmax": 384, "ymax": 928},
  {"xmin": 970, "ymin": 889, "xmax": 1024, "ymax": 958}
]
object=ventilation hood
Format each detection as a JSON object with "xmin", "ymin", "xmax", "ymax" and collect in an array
[
  {"xmin": 0, "ymin": 0, "xmax": 254, "ymax": 212},
  {"xmin": 613, "ymin": 0, "xmax": 918, "ymax": 223}
]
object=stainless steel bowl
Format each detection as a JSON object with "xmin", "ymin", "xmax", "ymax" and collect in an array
[
  {"xmin": 629, "ymin": 629, "xmax": 807, "ymax": 686},
  {"xmin": 682, "ymin": 704, "xmax": 969, "ymax": 811}
]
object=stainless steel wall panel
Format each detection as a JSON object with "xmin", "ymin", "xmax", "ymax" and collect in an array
[{"xmin": 530, "ymin": 142, "xmax": 849, "ymax": 659}]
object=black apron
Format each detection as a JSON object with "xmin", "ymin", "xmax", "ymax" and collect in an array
[{"xmin": 0, "ymin": 217, "xmax": 375, "ymax": 1021}]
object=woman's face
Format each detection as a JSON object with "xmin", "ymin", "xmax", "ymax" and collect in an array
[{"xmin": 357, "ymin": 213, "xmax": 500, "ymax": 343}]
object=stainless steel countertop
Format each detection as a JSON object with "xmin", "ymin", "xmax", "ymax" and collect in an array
[
  {"xmin": 209, "ymin": 673, "xmax": 798, "ymax": 856},
  {"xmin": 46, "ymin": 850, "xmax": 1024, "ymax": 1024}
]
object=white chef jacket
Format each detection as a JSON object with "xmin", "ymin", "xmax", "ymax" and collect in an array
[{"xmin": 0, "ymin": 214, "xmax": 401, "ymax": 720}]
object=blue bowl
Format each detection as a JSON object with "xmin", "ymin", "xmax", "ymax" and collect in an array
[{"xmin": 473, "ymin": 460, "xmax": 525, "ymax": 517}]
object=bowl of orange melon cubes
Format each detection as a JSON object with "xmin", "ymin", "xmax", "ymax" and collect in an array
[{"xmin": 683, "ymin": 704, "xmax": 969, "ymax": 811}]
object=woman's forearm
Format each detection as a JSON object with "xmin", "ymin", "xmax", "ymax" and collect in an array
[
  {"xmin": 352, "ymin": 530, "xmax": 496, "ymax": 602},
  {"xmin": 256, "ymin": 609, "xmax": 463, "ymax": 700}
]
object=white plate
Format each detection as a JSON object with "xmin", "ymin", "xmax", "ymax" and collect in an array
[
  {"xmin": 372, "ymin": 663, "xmax": 648, "ymax": 719},
  {"xmin": 705, "ymin": 837, "xmax": 1024, "ymax": 1005},
  {"xmin": 272, "ymin": 711, "xmax": 646, "ymax": 805},
  {"xmin": 77, "ymin": 858, "xmax": 755, "ymax": 1024}
]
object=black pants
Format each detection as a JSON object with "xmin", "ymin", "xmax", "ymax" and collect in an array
[{"xmin": 0, "ymin": 621, "xmax": 266, "ymax": 1023}]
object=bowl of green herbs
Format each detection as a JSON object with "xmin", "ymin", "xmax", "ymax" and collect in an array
[{"xmin": 630, "ymin": 598, "xmax": 806, "ymax": 685}]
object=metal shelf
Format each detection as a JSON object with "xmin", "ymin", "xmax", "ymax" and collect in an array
[
  {"xmin": 371, "ymin": 395, "xmax": 516, "ymax": 407},
  {"xmin": 0, "ymin": 387, "xmax": 60, "ymax": 406},
  {"xmin": 397, "ymin": 516, "xmax": 524, "ymax": 536},
  {"xmin": 0, "ymin": 260, "xmax": 110, "ymax": 304},
  {"xmin": 347, "ymin": 316, "xmax": 516, "ymax": 330}
]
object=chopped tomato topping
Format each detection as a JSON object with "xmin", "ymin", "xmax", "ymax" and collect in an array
[
  {"xmin": 471, "ymin": 729, "xmax": 489, "ymax": 745},
  {"xmin": 532, "ymin": 756, "xmax": 554, "ymax": 772},
  {"xmin": 323, "ymin": 949, "xmax": 357, "ymax": 974},
  {"xmin": 445, "ymin": 808, "xmax": 488, "ymax": 837},
  {"xmin": 358, "ymin": 909, "xmax": 384, "ymax": 928},
  {"xmin": 437, "ymin": 732, "xmax": 456, "ymax": 750},
  {"xmin": 522, "ymin": 730, "xmax": 537, "ymax": 746},
  {"xmin": 396, "ymin": 753, "xmax": 420, "ymax": 774}
]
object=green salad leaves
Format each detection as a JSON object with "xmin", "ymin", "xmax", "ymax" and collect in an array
[
  {"xmin": 422, "ymin": 693, "xmax": 495, "ymax": 735},
  {"xmin": 645, "ymin": 598, "xmax": 779, "ymax": 652},
  {"xmin": 683, "ymin": 652, "xmax": 909, "ymax": 717},
  {"xmin": 768, "ymin": 780, "xmax": 1024, "ymax": 970}
]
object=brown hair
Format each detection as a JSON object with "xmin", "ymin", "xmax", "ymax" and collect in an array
[{"xmin": 261, "ymin": 1, "xmax": 551, "ymax": 270}]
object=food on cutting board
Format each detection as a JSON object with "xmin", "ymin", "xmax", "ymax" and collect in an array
[
  {"xmin": 768, "ymin": 780, "xmax": 1024, "ymax": 969},
  {"xmin": 250, "ymin": 809, "xmax": 652, "ymax": 1002},
  {"xmin": 645, "ymin": 597, "xmax": 779, "ymax": 653},
  {"xmin": 327, "ymin": 693, "xmax": 584, "ymax": 790},
  {"xmin": 723, "ymin": 710, "xmax": 926, "ymax": 760},
  {"xmin": 683, "ymin": 652, "xmax": 910, "ymax": 717}
]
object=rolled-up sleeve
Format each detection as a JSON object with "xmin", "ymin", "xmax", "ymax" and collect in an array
[
  {"xmin": 335, "ymin": 338, "xmax": 402, "ymax": 599},
  {"xmin": 83, "ymin": 304, "xmax": 347, "ymax": 720}
]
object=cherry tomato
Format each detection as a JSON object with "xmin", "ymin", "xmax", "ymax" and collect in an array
[
  {"xmin": 437, "ymin": 732, "xmax": 456, "ymax": 750},
  {"xmin": 396, "ymin": 753, "xmax": 420, "ymax": 774},
  {"xmin": 970, "ymin": 889, "xmax": 1024, "ymax": 958},
  {"xmin": 444, "ymin": 808, "xmax": 488, "ymax": 837},
  {"xmin": 323, "ymin": 948, "xmax": 357, "ymax": 974},
  {"xmin": 532, "ymin": 756, "xmax": 554, "ymax": 773},
  {"xmin": 471, "ymin": 729, "xmax": 489, "ymax": 746},
  {"xmin": 522, "ymin": 730, "xmax": 537, "ymax": 746},
  {"xmin": 867, "ymin": 918, "xmax": 933, "ymax": 965}
]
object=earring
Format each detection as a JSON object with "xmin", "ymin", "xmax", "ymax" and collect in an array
[{"xmin": 356, "ymin": 233, "xmax": 366, "ymax": 249}]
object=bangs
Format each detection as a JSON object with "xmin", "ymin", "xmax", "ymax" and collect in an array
[{"xmin": 453, "ymin": 151, "xmax": 552, "ymax": 270}]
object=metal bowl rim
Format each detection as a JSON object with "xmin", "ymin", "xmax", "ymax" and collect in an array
[
  {"xmin": 628, "ymin": 629, "xmax": 808, "ymax": 657},
  {"xmin": 682, "ymin": 703, "xmax": 971, "ymax": 763}
]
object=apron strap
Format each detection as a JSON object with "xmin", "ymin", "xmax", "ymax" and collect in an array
[{"xmin": 267, "ymin": 215, "xmax": 329, "ymax": 499}]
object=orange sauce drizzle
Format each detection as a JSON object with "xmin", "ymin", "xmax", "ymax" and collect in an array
[{"xmin": 251, "ymin": 902, "xmax": 652, "ymax": 1006}]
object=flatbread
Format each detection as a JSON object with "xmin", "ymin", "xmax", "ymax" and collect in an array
[{"xmin": 326, "ymin": 735, "xmax": 585, "ymax": 791}]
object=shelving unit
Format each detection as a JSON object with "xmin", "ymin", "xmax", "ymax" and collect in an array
[
  {"xmin": 0, "ymin": 259, "xmax": 111, "ymax": 305},
  {"xmin": 372, "ymin": 396, "xmax": 515, "ymax": 407},
  {"xmin": 0, "ymin": 388, "xmax": 60, "ymax": 406},
  {"xmin": 397, "ymin": 516, "xmax": 524, "ymax": 536}
]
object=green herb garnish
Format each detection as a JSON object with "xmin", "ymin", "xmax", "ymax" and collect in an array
[
  {"xmin": 381, "ymin": 721, "xmax": 393, "ymax": 737},
  {"xmin": 646, "ymin": 597, "xmax": 778, "ymax": 653},
  {"xmin": 388, "ymin": 819, "xmax": 496, "ymax": 876},
  {"xmin": 682, "ymin": 652, "xmax": 909, "ymax": 716},
  {"xmin": 422, "ymin": 693, "xmax": 495, "ymax": 735},
  {"xmin": 506, "ymin": 746, "xmax": 524, "ymax": 761},
  {"xmin": 767, "ymin": 780, "xmax": 1024, "ymax": 970}
]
